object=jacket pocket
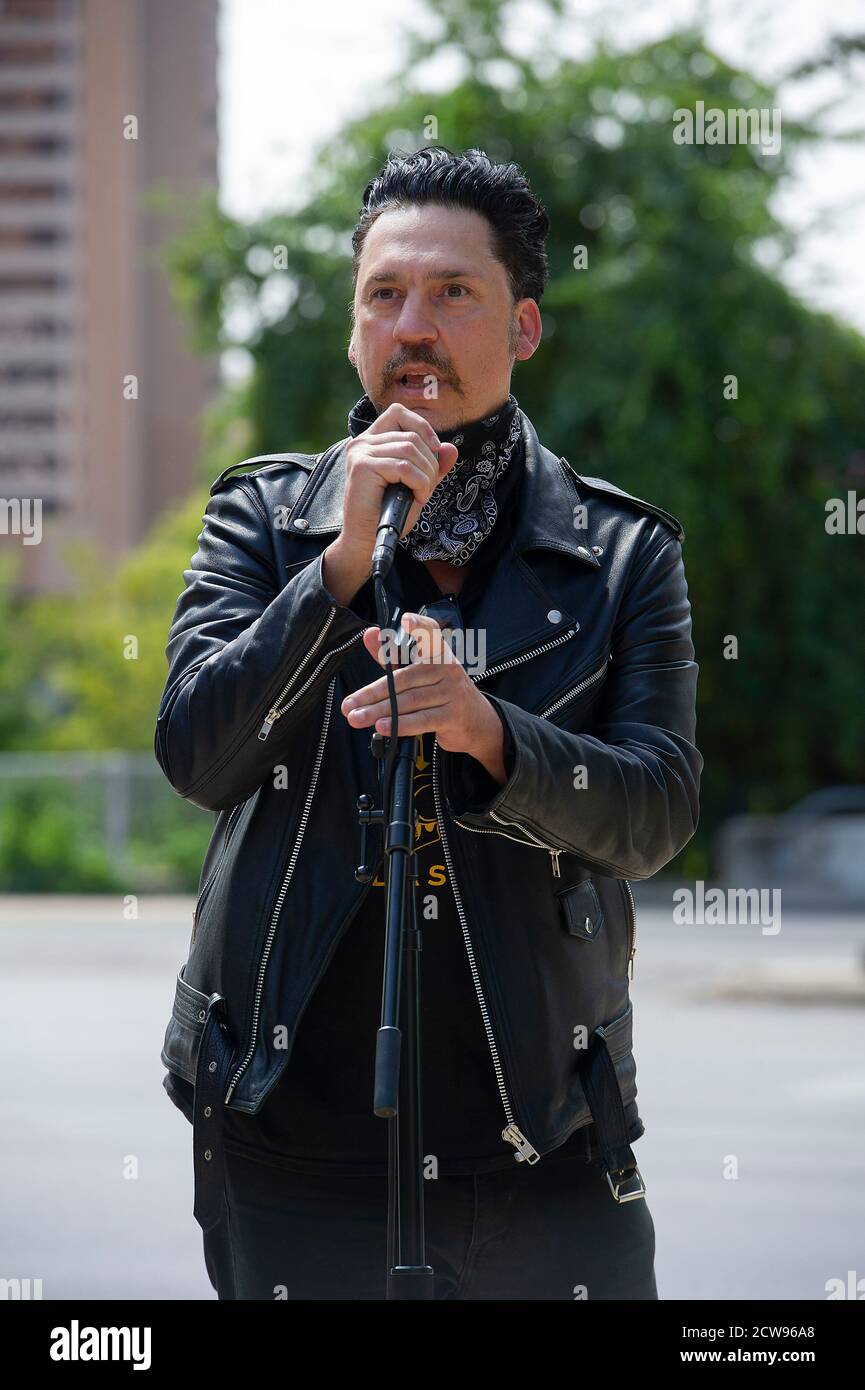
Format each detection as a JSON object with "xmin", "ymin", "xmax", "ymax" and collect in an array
[
  {"xmin": 574, "ymin": 998, "xmax": 637, "ymax": 1121},
  {"xmin": 554, "ymin": 998, "xmax": 637, "ymax": 1137},
  {"xmin": 160, "ymin": 964, "xmax": 213, "ymax": 1087},
  {"xmin": 555, "ymin": 876, "xmax": 605, "ymax": 941},
  {"xmin": 592, "ymin": 998, "xmax": 638, "ymax": 1109},
  {"xmin": 596, "ymin": 997, "xmax": 633, "ymax": 1057},
  {"xmin": 536, "ymin": 652, "xmax": 610, "ymax": 724}
]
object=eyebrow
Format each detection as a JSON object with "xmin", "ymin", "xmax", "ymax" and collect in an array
[{"xmin": 364, "ymin": 266, "xmax": 484, "ymax": 288}]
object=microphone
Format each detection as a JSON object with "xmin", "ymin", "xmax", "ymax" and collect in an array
[{"xmin": 371, "ymin": 482, "xmax": 413, "ymax": 580}]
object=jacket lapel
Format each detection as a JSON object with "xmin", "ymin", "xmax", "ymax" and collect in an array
[{"xmin": 282, "ymin": 410, "xmax": 604, "ymax": 670}]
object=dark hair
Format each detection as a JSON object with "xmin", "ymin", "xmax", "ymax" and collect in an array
[{"xmin": 350, "ymin": 145, "xmax": 550, "ymax": 318}]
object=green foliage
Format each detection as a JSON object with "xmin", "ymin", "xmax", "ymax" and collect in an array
[
  {"xmin": 159, "ymin": 24, "xmax": 865, "ymax": 874},
  {"xmin": 0, "ymin": 785, "xmax": 124, "ymax": 892},
  {"xmin": 5, "ymin": 10, "xmax": 865, "ymax": 884},
  {"xmin": 127, "ymin": 817, "xmax": 213, "ymax": 891},
  {"xmin": 14, "ymin": 491, "xmax": 213, "ymax": 751},
  {"xmin": 0, "ymin": 776, "xmax": 212, "ymax": 892}
]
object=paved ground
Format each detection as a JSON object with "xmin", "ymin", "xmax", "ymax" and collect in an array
[{"xmin": 0, "ymin": 888, "xmax": 863, "ymax": 1301}]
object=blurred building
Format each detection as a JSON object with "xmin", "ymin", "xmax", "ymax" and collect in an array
[{"xmin": 0, "ymin": 0, "xmax": 219, "ymax": 594}]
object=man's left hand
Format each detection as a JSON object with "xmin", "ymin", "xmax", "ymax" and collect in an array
[{"xmin": 339, "ymin": 611, "xmax": 507, "ymax": 782}]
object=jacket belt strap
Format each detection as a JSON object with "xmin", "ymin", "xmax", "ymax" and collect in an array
[
  {"xmin": 580, "ymin": 1024, "xmax": 647, "ymax": 1203},
  {"xmin": 192, "ymin": 992, "xmax": 234, "ymax": 1232}
]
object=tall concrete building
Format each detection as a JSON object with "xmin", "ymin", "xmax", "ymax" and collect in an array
[{"xmin": 0, "ymin": 0, "xmax": 220, "ymax": 594}]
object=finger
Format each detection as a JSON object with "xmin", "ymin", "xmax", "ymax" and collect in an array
[
  {"xmin": 362, "ymin": 453, "xmax": 438, "ymax": 502},
  {"xmin": 360, "ymin": 623, "xmax": 418, "ymax": 668},
  {"xmin": 341, "ymin": 643, "xmax": 446, "ymax": 713},
  {"xmin": 374, "ymin": 704, "xmax": 451, "ymax": 736},
  {"xmin": 361, "ymin": 617, "xmax": 454, "ymax": 671},
  {"xmin": 344, "ymin": 680, "xmax": 449, "ymax": 727},
  {"xmin": 343, "ymin": 667, "xmax": 446, "ymax": 718},
  {"xmin": 361, "ymin": 432, "xmax": 439, "ymax": 474},
  {"xmin": 400, "ymin": 612, "xmax": 459, "ymax": 665},
  {"xmin": 365, "ymin": 403, "xmax": 442, "ymax": 458}
]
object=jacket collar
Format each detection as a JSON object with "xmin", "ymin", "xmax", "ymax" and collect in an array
[
  {"xmin": 286, "ymin": 410, "xmax": 602, "ymax": 670},
  {"xmin": 290, "ymin": 410, "xmax": 601, "ymax": 566}
]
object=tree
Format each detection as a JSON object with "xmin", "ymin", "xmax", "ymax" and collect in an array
[
  {"xmin": 158, "ymin": 21, "xmax": 865, "ymax": 874},
  {"xmin": 13, "ymin": 13, "xmax": 865, "ymax": 880}
]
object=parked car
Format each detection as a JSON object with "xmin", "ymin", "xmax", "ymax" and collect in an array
[{"xmin": 714, "ymin": 787, "xmax": 865, "ymax": 906}]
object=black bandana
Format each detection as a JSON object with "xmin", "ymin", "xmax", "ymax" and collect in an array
[{"xmin": 347, "ymin": 390, "xmax": 524, "ymax": 565}]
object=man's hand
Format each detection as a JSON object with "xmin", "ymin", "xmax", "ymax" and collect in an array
[
  {"xmin": 340, "ymin": 611, "xmax": 507, "ymax": 785},
  {"xmin": 322, "ymin": 402, "xmax": 459, "ymax": 608},
  {"xmin": 329, "ymin": 405, "xmax": 459, "ymax": 570}
]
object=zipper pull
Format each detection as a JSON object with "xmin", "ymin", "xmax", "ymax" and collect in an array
[
  {"xmin": 628, "ymin": 949, "xmax": 635, "ymax": 981},
  {"xmin": 258, "ymin": 708, "xmax": 279, "ymax": 740},
  {"xmin": 549, "ymin": 850, "xmax": 561, "ymax": 877},
  {"xmin": 502, "ymin": 1123, "xmax": 541, "ymax": 1164},
  {"xmin": 191, "ymin": 906, "xmax": 197, "ymax": 944}
]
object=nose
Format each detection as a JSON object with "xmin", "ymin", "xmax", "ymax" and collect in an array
[{"xmin": 392, "ymin": 289, "xmax": 438, "ymax": 345}]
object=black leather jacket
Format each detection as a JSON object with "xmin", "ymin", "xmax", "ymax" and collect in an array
[{"xmin": 156, "ymin": 409, "xmax": 702, "ymax": 1208}]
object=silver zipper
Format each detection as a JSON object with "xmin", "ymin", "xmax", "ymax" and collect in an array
[
  {"xmin": 229, "ymin": 625, "xmax": 578, "ymax": 1132},
  {"xmin": 225, "ymin": 677, "xmax": 337, "ymax": 1103},
  {"xmin": 538, "ymin": 655, "xmax": 609, "ymax": 720},
  {"xmin": 469, "ymin": 625, "xmax": 578, "ymax": 688},
  {"xmin": 192, "ymin": 800, "xmax": 244, "ymax": 943},
  {"xmin": 454, "ymin": 646, "xmax": 608, "ymax": 877},
  {"xmin": 459, "ymin": 639, "xmax": 636, "ymax": 972},
  {"xmin": 454, "ymin": 813, "xmax": 566, "ymax": 878},
  {"xmin": 452, "ymin": 626, "xmax": 584, "ymax": 878},
  {"xmin": 258, "ymin": 608, "xmax": 364, "ymax": 740},
  {"xmin": 432, "ymin": 736, "xmax": 540, "ymax": 1164},
  {"xmin": 492, "ymin": 811, "xmax": 565, "ymax": 877},
  {"xmin": 623, "ymin": 877, "xmax": 637, "ymax": 979}
]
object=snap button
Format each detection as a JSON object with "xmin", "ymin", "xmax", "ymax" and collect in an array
[
  {"xmin": 204, "ymin": 1149, "xmax": 212, "ymax": 1161},
  {"xmin": 592, "ymin": 545, "xmax": 604, "ymax": 557},
  {"xmin": 208, "ymin": 1060, "xmax": 217, "ymax": 1073},
  {"xmin": 547, "ymin": 609, "xmax": 562, "ymax": 624},
  {"xmin": 197, "ymin": 1009, "xmax": 206, "ymax": 1022},
  {"xmin": 556, "ymin": 877, "xmax": 604, "ymax": 940},
  {"xmin": 204, "ymin": 1105, "xmax": 212, "ymax": 1118},
  {"xmin": 293, "ymin": 517, "xmax": 309, "ymax": 530}
]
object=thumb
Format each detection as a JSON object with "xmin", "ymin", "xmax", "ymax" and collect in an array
[{"xmin": 437, "ymin": 441, "xmax": 459, "ymax": 474}]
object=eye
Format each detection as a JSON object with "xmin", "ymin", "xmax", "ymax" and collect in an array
[{"xmin": 370, "ymin": 284, "xmax": 470, "ymax": 301}]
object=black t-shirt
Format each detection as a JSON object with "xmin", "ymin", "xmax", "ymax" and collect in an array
[{"xmin": 221, "ymin": 462, "xmax": 637, "ymax": 1175}]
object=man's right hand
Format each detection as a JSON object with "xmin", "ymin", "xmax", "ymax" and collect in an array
[{"xmin": 322, "ymin": 402, "xmax": 459, "ymax": 605}]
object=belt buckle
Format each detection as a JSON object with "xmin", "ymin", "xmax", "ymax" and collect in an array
[{"xmin": 605, "ymin": 1163, "xmax": 646, "ymax": 1203}]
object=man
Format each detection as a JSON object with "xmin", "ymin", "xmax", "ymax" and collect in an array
[{"xmin": 156, "ymin": 146, "xmax": 702, "ymax": 1300}]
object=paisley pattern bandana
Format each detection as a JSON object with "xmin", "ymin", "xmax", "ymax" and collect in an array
[{"xmin": 346, "ymin": 390, "xmax": 524, "ymax": 565}]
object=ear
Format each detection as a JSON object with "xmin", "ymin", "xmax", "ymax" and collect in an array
[{"xmin": 513, "ymin": 299, "xmax": 543, "ymax": 362}]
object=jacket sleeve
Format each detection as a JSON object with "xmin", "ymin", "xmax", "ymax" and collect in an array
[
  {"xmin": 441, "ymin": 531, "xmax": 703, "ymax": 880},
  {"xmin": 154, "ymin": 479, "xmax": 368, "ymax": 812}
]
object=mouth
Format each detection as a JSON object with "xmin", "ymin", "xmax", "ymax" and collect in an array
[{"xmin": 394, "ymin": 371, "xmax": 448, "ymax": 391}]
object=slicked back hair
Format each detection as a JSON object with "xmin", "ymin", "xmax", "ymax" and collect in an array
[{"xmin": 350, "ymin": 146, "xmax": 550, "ymax": 322}]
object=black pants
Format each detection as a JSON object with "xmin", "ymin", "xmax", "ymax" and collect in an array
[{"xmin": 203, "ymin": 1144, "xmax": 659, "ymax": 1300}]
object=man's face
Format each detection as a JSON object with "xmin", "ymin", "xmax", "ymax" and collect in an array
[{"xmin": 349, "ymin": 204, "xmax": 542, "ymax": 431}]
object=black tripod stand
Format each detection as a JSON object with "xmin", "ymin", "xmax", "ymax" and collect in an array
[{"xmin": 354, "ymin": 575, "xmax": 464, "ymax": 1300}]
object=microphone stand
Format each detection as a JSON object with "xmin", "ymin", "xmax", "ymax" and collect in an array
[{"xmin": 355, "ymin": 566, "xmax": 435, "ymax": 1300}]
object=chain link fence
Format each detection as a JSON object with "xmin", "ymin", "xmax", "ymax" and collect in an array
[{"xmin": 0, "ymin": 753, "xmax": 213, "ymax": 892}]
